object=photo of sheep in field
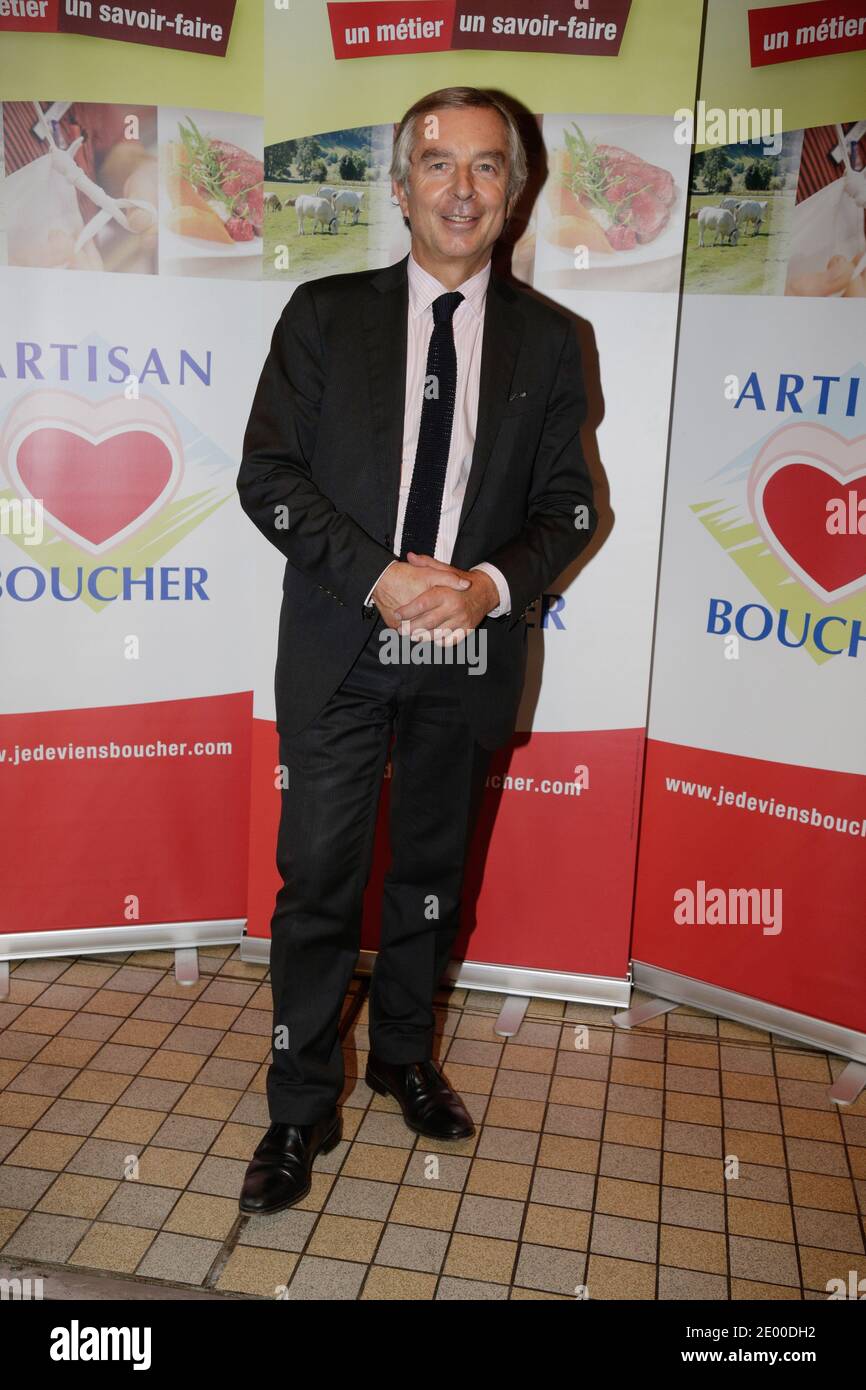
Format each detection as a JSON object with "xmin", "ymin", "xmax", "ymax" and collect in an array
[
  {"xmin": 262, "ymin": 123, "xmax": 405, "ymax": 280},
  {"xmin": 683, "ymin": 131, "xmax": 801, "ymax": 295}
]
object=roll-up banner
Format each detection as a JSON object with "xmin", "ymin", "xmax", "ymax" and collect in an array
[
  {"xmin": 0, "ymin": 7, "xmax": 264, "ymax": 955},
  {"xmin": 243, "ymin": 0, "xmax": 704, "ymax": 1002},
  {"xmin": 632, "ymin": 0, "xmax": 866, "ymax": 1044}
]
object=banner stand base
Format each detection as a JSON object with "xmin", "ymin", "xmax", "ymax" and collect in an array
[
  {"xmin": 829, "ymin": 1062, "xmax": 866, "ymax": 1107},
  {"xmin": 0, "ymin": 920, "xmax": 244, "ymax": 999},
  {"xmin": 494, "ymin": 995, "xmax": 530, "ymax": 1037},
  {"xmin": 612, "ymin": 996, "xmax": 680, "ymax": 1029},
  {"xmin": 632, "ymin": 961, "xmax": 866, "ymax": 1096},
  {"xmin": 241, "ymin": 935, "xmax": 632, "ymax": 1010}
]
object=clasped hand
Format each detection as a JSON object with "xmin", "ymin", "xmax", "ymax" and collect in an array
[{"xmin": 372, "ymin": 552, "xmax": 499, "ymax": 647}]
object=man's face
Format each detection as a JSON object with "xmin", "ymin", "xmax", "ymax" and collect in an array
[{"xmin": 393, "ymin": 105, "xmax": 513, "ymax": 277}]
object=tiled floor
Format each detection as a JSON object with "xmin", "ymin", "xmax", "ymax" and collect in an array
[{"xmin": 0, "ymin": 945, "xmax": 864, "ymax": 1300}]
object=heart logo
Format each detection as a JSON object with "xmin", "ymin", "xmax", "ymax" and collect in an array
[
  {"xmin": 748, "ymin": 423, "xmax": 866, "ymax": 603},
  {"xmin": 2, "ymin": 391, "xmax": 183, "ymax": 554}
]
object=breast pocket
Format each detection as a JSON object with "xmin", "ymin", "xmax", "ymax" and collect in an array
[{"xmin": 501, "ymin": 389, "xmax": 538, "ymax": 420}]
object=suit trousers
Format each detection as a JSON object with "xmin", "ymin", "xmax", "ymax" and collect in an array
[{"xmin": 266, "ymin": 613, "xmax": 494, "ymax": 1124}]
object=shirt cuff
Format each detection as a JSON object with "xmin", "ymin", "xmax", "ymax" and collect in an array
[
  {"xmin": 364, "ymin": 559, "xmax": 398, "ymax": 607},
  {"xmin": 472, "ymin": 562, "xmax": 511, "ymax": 618}
]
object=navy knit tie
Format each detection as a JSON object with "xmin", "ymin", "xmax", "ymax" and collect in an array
[{"xmin": 399, "ymin": 290, "xmax": 464, "ymax": 561}]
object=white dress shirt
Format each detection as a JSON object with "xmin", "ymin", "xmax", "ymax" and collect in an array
[{"xmin": 364, "ymin": 249, "xmax": 511, "ymax": 617}]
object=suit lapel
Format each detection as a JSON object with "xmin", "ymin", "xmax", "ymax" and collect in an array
[{"xmin": 362, "ymin": 252, "xmax": 524, "ymax": 547}]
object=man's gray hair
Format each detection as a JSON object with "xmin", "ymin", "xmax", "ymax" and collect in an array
[{"xmin": 390, "ymin": 86, "xmax": 528, "ymax": 210}]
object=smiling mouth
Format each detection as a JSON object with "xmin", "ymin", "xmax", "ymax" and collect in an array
[{"xmin": 441, "ymin": 212, "xmax": 480, "ymax": 225}]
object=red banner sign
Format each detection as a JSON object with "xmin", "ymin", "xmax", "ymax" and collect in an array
[
  {"xmin": 326, "ymin": 0, "xmax": 631, "ymax": 59},
  {"xmin": 0, "ymin": 0, "xmax": 237, "ymax": 56},
  {"xmin": 748, "ymin": 0, "xmax": 866, "ymax": 66}
]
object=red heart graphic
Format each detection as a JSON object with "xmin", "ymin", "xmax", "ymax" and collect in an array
[
  {"xmin": 748, "ymin": 425, "xmax": 866, "ymax": 602},
  {"xmin": 16, "ymin": 427, "xmax": 175, "ymax": 549},
  {"xmin": 762, "ymin": 464, "xmax": 866, "ymax": 596}
]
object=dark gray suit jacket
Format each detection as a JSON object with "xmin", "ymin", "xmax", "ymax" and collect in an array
[{"xmin": 237, "ymin": 251, "xmax": 597, "ymax": 750}]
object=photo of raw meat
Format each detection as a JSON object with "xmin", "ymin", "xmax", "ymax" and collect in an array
[
  {"xmin": 533, "ymin": 114, "xmax": 691, "ymax": 293},
  {"xmin": 158, "ymin": 107, "xmax": 263, "ymax": 280},
  {"xmin": 549, "ymin": 123, "xmax": 674, "ymax": 253}
]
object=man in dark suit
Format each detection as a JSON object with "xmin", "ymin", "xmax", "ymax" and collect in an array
[{"xmin": 237, "ymin": 87, "xmax": 597, "ymax": 1214}]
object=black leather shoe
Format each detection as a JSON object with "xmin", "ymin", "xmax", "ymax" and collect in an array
[
  {"xmin": 365, "ymin": 1055, "xmax": 475, "ymax": 1140},
  {"xmin": 238, "ymin": 1112, "xmax": 342, "ymax": 1215}
]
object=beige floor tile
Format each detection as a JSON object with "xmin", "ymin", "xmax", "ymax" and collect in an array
[
  {"xmin": 585, "ymin": 1253, "xmax": 656, "ymax": 1299},
  {"xmin": 596, "ymin": 1176, "xmax": 660, "ymax": 1221},
  {"xmin": 82, "ymin": 991, "xmax": 141, "ymax": 1018},
  {"xmin": 665, "ymin": 1093, "xmax": 722, "ymax": 1126},
  {"xmin": 781, "ymin": 1107, "xmax": 844, "ymax": 1142},
  {"xmin": 172, "ymin": 1085, "xmax": 241, "ymax": 1121},
  {"xmin": 522, "ymin": 1203, "xmax": 589, "ymax": 1250},
  {"xmin": 182, "ymin": 1003, "xmax": 242, "ymax": 1030},
  {"xmin": 718, "ymin": 1021, "xmax": 770, "ymax": 1044},
  {"xmin": 163, "ymin": 1191, "xmax": 238, "ymax": 1239},
  {"xmin": 790, "ymin": 1172, "xmax": 858, "ymax": 1213},
  {"xmin": 360, "ymin": 1266, "xmax": 437, "ymax": 1298},
  {"xmin": 36, "ymin": 1174, "xmax": 117, "ymax": 1219},
  {"xmin": 728, "ymin": 1196, "xmax": 795, "ymax": 1241},
  {"xmin": 32, "ymin": 1038, "xmax": 102, "ymax": 1069},
  {"xmin": 483, "ymin": 1096, "xmax": 545, "ymax": 1131},
  {"xmin": 659, "ymin": 1224, "xmax": 727, "ymax": 1274},
  {"xmin": 731, "ymin": 1278, "xmax": 802, "ymax": 1299},
  {"xmin": 135, "ymin": 1146, "xmax": 203, "ymax": 1188},
  {"xmin": 774, "ymin": 1052, "xmax": 832, "ymax": 1082},
  {"xmin": 93, "ymin": 1107, "xmax": 165, "ymax": 1143},
  {"xmin": 548, "ymin": 1075, "xmax": 606, "ymax": 1109},
  {"xmin": 498, "ymin": 1045, "xmax": 555, "ymax": 1076},
  {"xmin": 389, "ymin": 1185, "xmax": 460, "ymax": 1230},
  {"xmin": 537, "ymin": 1134, "xmax": 599, "ymax": 1174},
  {"xmin": 5, "ymin": 1131, "xmax": 84, "ymax": 1170},
  {"xmin": 213, "ymin": 1033, "xmax": 270, "ymax": 1063},
  {"xmin": 466, "ymin": 1159, "xmax": 533, "ymax": 1201},
  {"xmin": 139, "ymin": 1051, "xmax": 205, "ymax": 1082},
  {"xmin": 443, "ymin": 1232, "xmax": 517, "ymax": 1284},
  {"xmin": 216, "ymin": 1246, "xmax": 298, "ymax": 1296},
  {"xmin": 341, "ymin": 1143, "xmax": 410, "ymax": 1183},
  {"xmin": 603, "ymin": 1113, "xmax": 662, "ymax": 1149},
  {"xmin": 69, "ymin": 1223, "xmax": 155, "ymax": 1273},
  {"xmin": 724, "ymin": 1129, "xmax": 786, "ymax": 1166},
  {"xmin": 10, "ymin": 1007, "xmax": 76, "ymax": 1035},
  {"xmin": 0, "ymin": 1092, "xmax": 54, "ymax": 1127},
  {"xmin": 722, "ymin": 1072, "xmax": 778, "ymax": 1102},
  {"xmin": 0, "ymin": 1208, "xmax": 27, "ymax": 1245},
  {"xmin": 663, "ymin": 1153, "xmax": 725, "ymax": 1193},
  {"xmin": 210, "ymin": 1123, "xmax": 263, "ymax": 1161},
  {"xmin": 110, "ymin": 1021, "xmax": 175, "ymax": 1049},
  {"xmin": 294, "ymin": 1171, "xmax": 336, "ymax": 1211},
  {"xmin": 62, "ymin": 1072, "xmax": 130, "ymax": 1104},
  {"xmin": 667, "ymin": 1040, "xmax": 720, "ymax": 1069},
  {"xmin": 308, "ymin": 1213, "xmax": 382, "ymax": 1262},
  {"xmin": 438, "ymin": 1062, "xmax": 495, "ymax": 1095},
  {"xmin": 610, "ymin": 1058, "xmax": 664, "ymax": 1089},
  {"xmin": 799, "ymin": 1245, "xmax": 856, "ymax": 1292}
]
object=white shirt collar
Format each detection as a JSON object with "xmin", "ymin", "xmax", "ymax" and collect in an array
[{"xmin": 407, "ymin": 248, "xmax": 491, "ymax": 321}]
